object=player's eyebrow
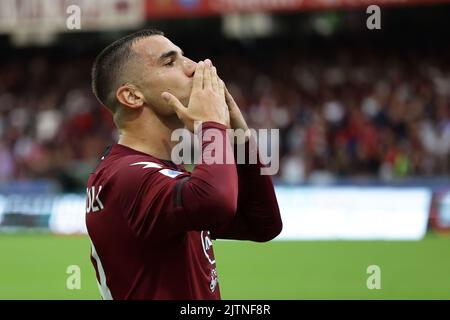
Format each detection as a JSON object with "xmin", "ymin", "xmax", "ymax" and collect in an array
[{"xmin": 158, "ymin": 49, "xmax": 184, "ymax": 62}]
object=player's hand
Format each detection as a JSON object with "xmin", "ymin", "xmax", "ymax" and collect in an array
[
  {"xmin": 161, "ymin": 59, "xmax": 230, "ymax": 132},
  {"xmin": 224, "ymin": 85, "xmax": 251, "ymax": 143}
]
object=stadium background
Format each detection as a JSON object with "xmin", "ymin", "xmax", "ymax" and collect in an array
[{"xmin": 0, "ymin": 0, "xmax": 449, "ymax": 299}]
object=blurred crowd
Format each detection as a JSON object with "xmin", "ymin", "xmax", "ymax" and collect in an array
[{"xmin": 0, "ymin": 46, "xmax": 449, "ymax": 191}]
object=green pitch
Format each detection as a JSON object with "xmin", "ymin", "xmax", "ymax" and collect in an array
[{"xmin": 0, "ymin": 233, "xmax": 449, "ymax": 299}]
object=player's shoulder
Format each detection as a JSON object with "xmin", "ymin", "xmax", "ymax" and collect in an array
[{"xmin": 96, "ymin": 144, "xmax": 188, "ymax": 182}]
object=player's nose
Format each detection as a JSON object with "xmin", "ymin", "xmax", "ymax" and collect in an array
[{"xmin": 184, "ymin": 58, "xmax": 197, "ymax": 77}]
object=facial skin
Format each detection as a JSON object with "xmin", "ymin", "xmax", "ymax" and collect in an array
[
  {"xmin": 115, "ymin": 35, "xmax": 202, "ymax": 161},
  {"xmin": 119, "ymin": 35, "xmax": 197, "ymax": 117},
  {"xmin": 114, "ymin": 34, "xmax": 249, "ymax": 161}
]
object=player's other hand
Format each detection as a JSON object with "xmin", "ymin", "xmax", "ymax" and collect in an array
[
  {"xmin": 161, "ymin": 59, "xmax": 230, "ymax": 132},
  {"xmin": 223, "ymin": 85, "xmax": 251, "ymax": 143}
]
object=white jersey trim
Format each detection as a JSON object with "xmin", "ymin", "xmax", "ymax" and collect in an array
[
  {"xmin": 90, "ymin": 240, "xmax": 113, "ymax": 300},
  {"xmin": 130, "ymin": 161, "xmax": 184, "ymax": 178}
]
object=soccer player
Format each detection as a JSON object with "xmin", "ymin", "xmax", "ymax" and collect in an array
[{"xmin": 87, "ymin": 29, "xmax": 282, "ymax": 300}]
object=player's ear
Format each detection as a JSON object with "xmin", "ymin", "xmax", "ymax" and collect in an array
[{"xmin": 116, "ymin": 85, "xmax": 145, "ymax": 109}]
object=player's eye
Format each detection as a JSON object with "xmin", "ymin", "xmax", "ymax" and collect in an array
[{"xmin": 164, "ymin": 60, "xmax": 175, "ymax": 67}]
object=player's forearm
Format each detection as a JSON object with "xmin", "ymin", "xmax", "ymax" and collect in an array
[
  {"xmin": 237, "ymin": 168, "xmax": 282, "ymax": 241},
  {"xmin": 234, "ymin": 139, "xmax": 283, "ymax": 241},
  {"xmin": 181, "ymin": 121, "xmax": 238, "ymax": 230},
  {"xmin": 209, "ymin": 142, "xmax": 282, "ymax": 242}
]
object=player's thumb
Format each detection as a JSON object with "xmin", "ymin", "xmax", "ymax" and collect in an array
[{"xmin": 161, "ymin": 92, "xmax": 186, "ymax": 118}]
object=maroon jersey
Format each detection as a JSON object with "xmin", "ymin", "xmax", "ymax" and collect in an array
[{"xmin": 86, "ymin": 122, "xmax": 282, "ymax": 300}]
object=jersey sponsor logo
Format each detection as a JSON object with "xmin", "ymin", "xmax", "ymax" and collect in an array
[
  {"xmin": 201, "ymin": 231, "xmax": 218, "ymax": 292},
  {"xmin": 210, "ymin": 268, "xmax": 218, "ymax": 293},
  {"xmin": 201, "ymin": 231, "xmax": 215, "ymax": 265}
]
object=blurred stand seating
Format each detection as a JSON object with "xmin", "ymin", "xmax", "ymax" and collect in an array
[{"xmin": 0, "ymin": 46, "xmax": 448, "ymax": 192}]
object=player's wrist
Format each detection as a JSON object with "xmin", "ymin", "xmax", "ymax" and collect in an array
[{"xmin": 201, "ymin": 121, "xmax": 228, "ymax": 131}]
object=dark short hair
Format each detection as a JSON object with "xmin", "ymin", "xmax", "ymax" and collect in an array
[{"xmin": 91, "ymin": 29, "xmax": 164, "ymax": 113}]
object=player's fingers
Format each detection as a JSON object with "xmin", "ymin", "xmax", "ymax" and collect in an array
[
  {"xmin": 211, "ymin": 66, "xmax": 219, "ymax": 93},
  {"xmin": 192, "ymin": 61, "xmax": 204, "ymax": 92},
  {"xmin": 218, "ymin": 79, "xmax": 225, "ymax": 100},
  {"xmin": 224, "ymin": 85, "xmax": 238, "ymax": 110},
  {"xmin": 161, "ymin": 92, "xmax": 187, "ymax": 119},
  {"xmin": 203, "ymin": 59, "xmax": 212, "ymax": 91}
]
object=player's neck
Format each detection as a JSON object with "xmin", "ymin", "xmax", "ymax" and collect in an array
[{"xmin": 117, "ymin": 111, "xmax": 183, "ymax": 161}]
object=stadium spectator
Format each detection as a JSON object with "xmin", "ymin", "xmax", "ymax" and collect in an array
[{"xmin": 0, "ymin": 47, "xmax": 448, "ymax": 190}]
